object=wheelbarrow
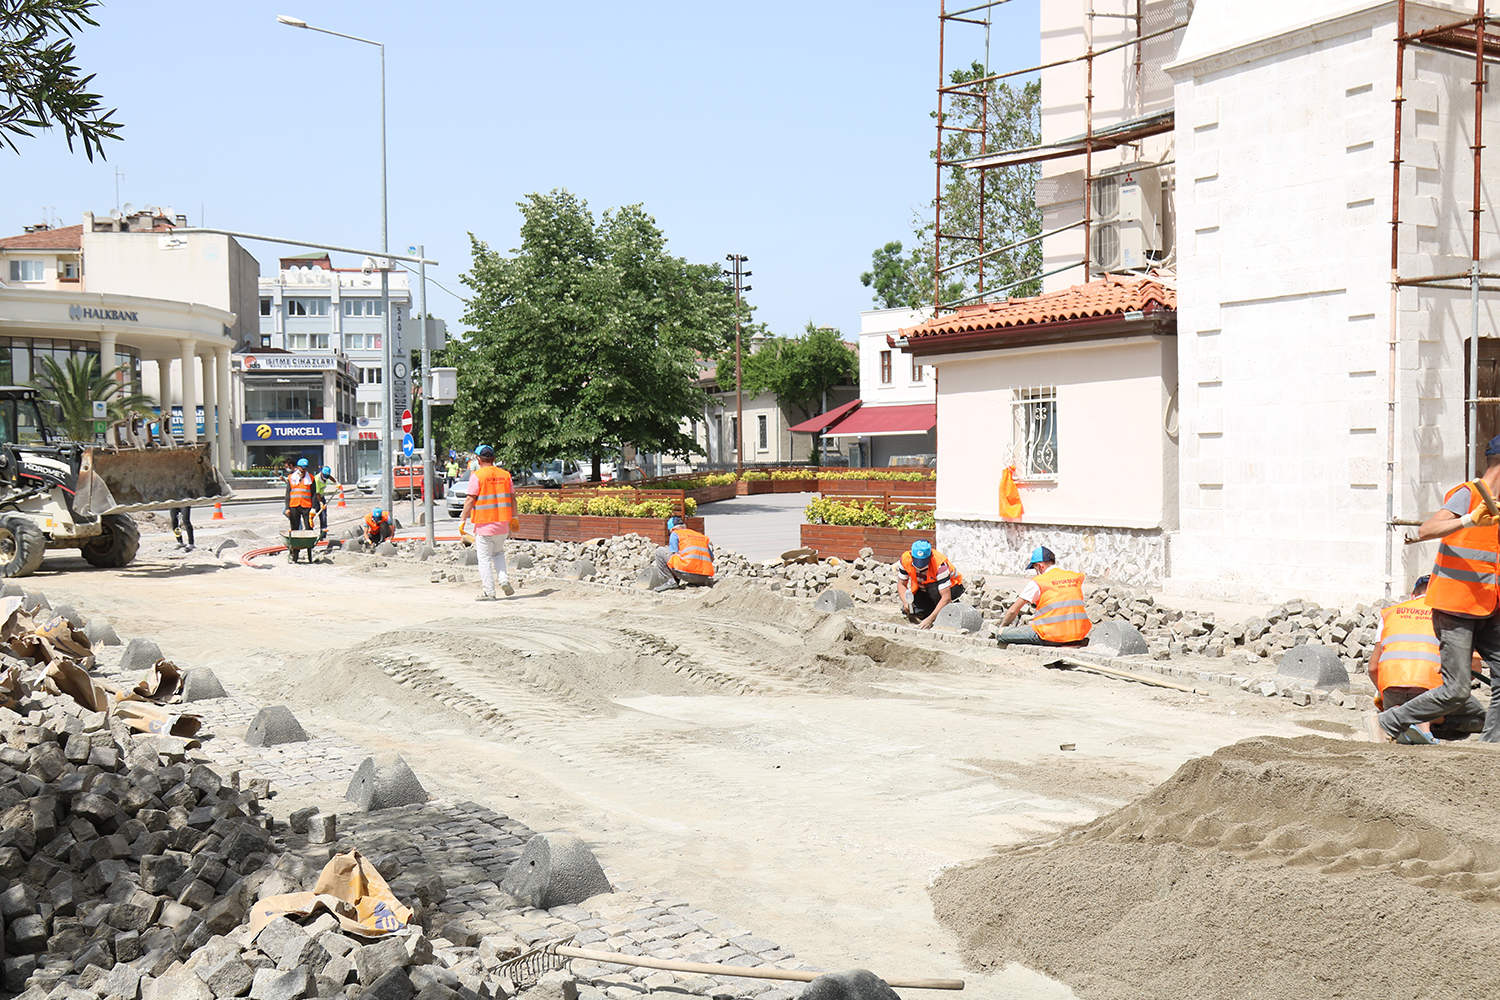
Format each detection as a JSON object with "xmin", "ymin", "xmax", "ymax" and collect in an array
[{"xmin": 284, "ymin": 529, "xmax": 321, "ymax": 564}]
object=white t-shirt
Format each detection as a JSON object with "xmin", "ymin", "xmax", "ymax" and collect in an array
[{"xmin": 1019, "ymin": 579, "xmax": 1041, "ymax": 605}]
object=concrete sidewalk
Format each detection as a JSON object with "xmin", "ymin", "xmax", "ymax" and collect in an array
[{"xmin": 701, "ymin": 492, "xmax": 810, "ymax": 561}]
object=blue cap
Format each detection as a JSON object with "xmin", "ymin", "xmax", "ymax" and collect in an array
[
  {"xmin": 476, "ymin": 444, "xmax": 495, "ymax": 458},
  {"xmin": 1027, "ymin": 545, "xmax": 1056, "ymax": 569},
  {"xmin": 1414, "ymin": 574, "xmax": 1431, "ymax": 594},
  {"xmin": 666, "ymin": 515, "xmax": 685, "ymax": 529},
  {"xmin": 297, "ymin": 458, "xmax": 309, "ymax": 468},
  {"xmin": 1488, "ymin": 436, "xmax": 1500, "ymax": 456},
  {"xmin": 373, "ymin": 507, "xmax": 382, "ymax": 518},
  {"xmin": 910, "ymin": 539, "xmax": 932, "ymax": 566}
]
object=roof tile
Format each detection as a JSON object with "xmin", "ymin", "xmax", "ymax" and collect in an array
[
  {"xmin": 902, "ymin": 272, "xmax": 1175, "ymax": 341},
  {"xmin": 0, "ymin": 224, "xmax": 83, "ymax": 251}
]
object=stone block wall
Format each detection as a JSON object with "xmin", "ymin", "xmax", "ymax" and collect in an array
[{"xmin": 938, "ymin": 517, "xmax": 1166, "ymax": 587}]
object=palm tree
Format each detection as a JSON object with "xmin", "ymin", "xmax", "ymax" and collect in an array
[{"xmin": 32, "ymin": 355, "xmax": 155, "ymax": 442}]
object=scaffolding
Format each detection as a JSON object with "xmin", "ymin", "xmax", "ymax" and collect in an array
[
  {"xmin": 1388, "ymin": 0, "xmax": 1500, "ymax": 592},
  {"xmin": 932, "ymin": 1, "xmax": 1187, "ymax": 312}
]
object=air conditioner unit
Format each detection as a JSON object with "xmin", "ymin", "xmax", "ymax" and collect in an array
[
  {"xmin": 1092, "ymin": 221, "xmax": 1153, "ymax": 273},
  {"xmin": 1091, "ymin": 223, "xmax": 1121, "ymax": 270},
  {"xmin": 1092, "ymin": 177, "xmax": 1120, "ymax": 221}
]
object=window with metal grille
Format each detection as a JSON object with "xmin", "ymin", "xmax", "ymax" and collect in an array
[
  {"xmin": 757, "ymin": 414, "xmax": 769, "ymax": 450},
  {"xmin": 1012, "ymin": 386, "xmax": 1058, "ymax": 479}
]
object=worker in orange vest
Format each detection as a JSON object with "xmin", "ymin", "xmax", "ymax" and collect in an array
[
  {"xmin": 1369, "ymin": 438, "xmax": 1500, "ymax": 743},
  {"xmin": 1368, "ymin": 575, "xmax": 1486, "ymax": 744},
  {"xmin": 283, "ymin": 458, "xmax": 316, "ymax": 562},
  {"xmin": 653, "ymin": 515, "xmax": 714, "ymax": 591},
  {"xmin": 362, "ymin": 508, "xmax": 394, "ymax": 547},
  {"xmin": 894, "ymin": 539, "xmax": 965, "ymax": 629},
  {"xmin": 997, "ymin": 546, "xmax": 1092, "ymax": 646},
  {"xmin": 460, "ymin": 445, "xmax": 517, "ymax": 601}
]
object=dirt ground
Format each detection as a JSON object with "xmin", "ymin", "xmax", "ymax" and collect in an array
[{"xmin": 39, "ymin": 509, "xmax": 1348, "ymax": 999}]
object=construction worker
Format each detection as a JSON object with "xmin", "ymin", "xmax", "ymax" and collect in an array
[
  {"xmin": 445, "ymin": 457, "xmax": 460, "ymax": 488},
  {"xmin": 363, "ymin": 507, "xmax": 394, "ymax": 546},
  {"xmin": 284, "ymin": 458, "xmax": 315, "ymax": 534},
  {"xmin": 1369, "ymin": 439, "xmax": 1500, "ymax": 743},
  {"xmin": 313, "ymin": 465, "xmax": 337, "ymax": 540},
  {"xmin": 997, "ymin": 546, "xmax": 1091, "ymax": 646},
  {"xmin": 460, "ymin": 444, "xmax": 517, "ymax": 601},
  {"xmin": 169, "ymin": 506, "xmax": 194, "ymax": 550},
  {"xmin": 1368, "ymin": 575, "xmax": 1486, "ymax": 744},
  {"xmin": 895, "ymin": 539, "xmax": 965, "ymax": 629},
  {"xmin": 653, "ymin": 515, "xmax": 714, "ymax": 591}
]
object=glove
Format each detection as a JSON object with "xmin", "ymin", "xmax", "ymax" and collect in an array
[
  {"xmin": 1461, "ymin": 509, "xmax": 1500, "ymax": 529},
  {"xmin": 509, "ymin": 517, "xmax": 521, "ymax": 532}
]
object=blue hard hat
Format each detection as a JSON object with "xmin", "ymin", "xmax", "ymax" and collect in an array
[
  {"xmin": 297, "ymin": 458, "xmax": 309, "ymax": 468},
  {"xmin": 910, "ymin": 540, "xmax": 932, "ymax": 566},
  {"xmin": 373, "ymin": 507, "xmax": 383, "ymax": 518},
  {"xmin": 1026, "ymin": 545, "xmax": 1056, "ymax": 570},
  {"xmin": 321, "ymin": 466, "xmax": 331, "ymax": 476}
]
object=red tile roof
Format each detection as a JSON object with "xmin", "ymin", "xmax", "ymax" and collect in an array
[
  {"xmin": 0, "ymin": 224, "xmax": 82, "ymax": 251},
  {"xmin": 900, "ymin": 272, "xmax": 1175, "ymax": 343}
]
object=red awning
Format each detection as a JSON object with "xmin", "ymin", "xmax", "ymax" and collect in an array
[
  {"xmin": 823, "ymin": 403, "xmax": 936, "ymax": 437},
  {"xmin": 788, "ymin": 399, "xmax": 861, "ymax": 434}
]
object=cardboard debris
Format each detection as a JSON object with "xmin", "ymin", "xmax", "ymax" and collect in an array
[
  {"xmin": 0, "ymin": 663, "xmax": 26, "ymax": 713},
  {"xmin": 250, "ymin": 849, "xmax": 413, "ymax": 938},
  {"xmin": 112, "ymin": 700, "xmax": 202, "ymax": 738},
  {"xmin": 42, "ymin": 658, "xmax": 111, "ymax": 713},
  {"xmin": 130, "ymin": 658, "xmax": 182, "ymax": 703}
]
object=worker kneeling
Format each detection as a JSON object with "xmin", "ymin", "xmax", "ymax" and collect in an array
[
  {"xmin": 653, "ymin": 516, "xmax": 714, "ymax": 592},
  {"xmin": 997, "ymin": 546, "xmax": 1092, "ymax": 646},
  {"xmin": 363, "ymin": 508, "xmax": 394, "ymax": 547},
  {"xmin": 1369, "ymin": 575, "xmax": 1486, "ymax": 744},
  {"xmin": 896, "ymin": 540, "xmax": 965, "ymax": 630}
]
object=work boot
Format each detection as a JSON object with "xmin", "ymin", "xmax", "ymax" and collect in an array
[
  {"xmin": 652, "ymin": 578, "xmax": 679, "ymax": 593},
  {"xmin": 476, "ymin": 591, "xmax": 496, "ymax": 602}
]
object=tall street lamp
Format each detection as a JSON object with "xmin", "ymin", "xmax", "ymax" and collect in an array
[{"xmin": 277, "ymin": 14, "xmax": 393, "ymax": 513}]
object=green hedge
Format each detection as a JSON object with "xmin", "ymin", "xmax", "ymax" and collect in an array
[
  {"xmin": 817, "ymin": 470, "xmax": 932, "ymax": 481},
  {"xmin": 517, "ymin": 493, "xmax": 697, "ymax": 518},
  {"xmin": 804, "ymin": 497, "xmax": 935, "ymax": 530}
]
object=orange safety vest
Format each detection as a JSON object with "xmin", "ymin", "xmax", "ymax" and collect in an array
[
  {"xmin": 287, "ymin": 472, "xmax": 313, "ymax": 508},
  {"xmin": 1030, "ymin": 566, "xmax": 1091, "ymax": 643},
  {"xmin": 1371, "ymin": 597, "xmax": 1442, "ymax": 709},
  {"xmin": 1427, "ymin": 482, "xmax": 1500, "ymax": 616},
  {"xmin": 668, "ymin": 527, "xmax": 715, "ymax": 577},
  {"xmin": 470, "ymin": 466, "xmax": 515, "ymax": 524},
  {"xmin": 364, "ymin": 513, "xmax": 389, "ymax": 535},
  {"xmin": 898, "ymin": 551, "xmax": 964, "ymax": 592}
]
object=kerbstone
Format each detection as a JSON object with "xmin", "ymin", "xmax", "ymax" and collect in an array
[
  {"xmin": 801, "ymin": 970, "xmax": 903, "ymax": 1000},
  {"xmin": 85, "ymin": 618, "xmax": 121, "ymax": 646},
  {"xmin": 376, "ymin": 542, "xmax": 399, "ymax": 557},
  {"xmin": 181, "ymin": 669, "xmax": 229, "ymax": 702},
  {"xmin": 1276, "ymin": 644, "xmax": 1351, "ymax": 691},
  {"xmin": 244, "ymin": 707, "xmax": 309, "ymax": 747},
  {"xmin": 1085, "ymin": 620, "xmax": 1150, "ymax": 656},
  {"xmin": 500, "ymin": 832, "xmax": 612, "ymax": 909},
  {"xmin": 934, "ymin": 601, "xmax": 984, "ymax": 633},
  {"xmin": 813, "ymin": 589, "xmax": 855, "ymax": 613},
  {"xmin": 119, "ymin": 638, "xmax": 164, "ymax": 672}
]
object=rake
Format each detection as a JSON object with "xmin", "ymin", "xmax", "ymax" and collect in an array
[{"xmin": 496, "ymin": 937, "xmax": 965, "ymax": 991}]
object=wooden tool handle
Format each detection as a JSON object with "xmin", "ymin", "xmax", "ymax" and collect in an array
[
  {"xmin": 1475, "ymin": 478, "xmax": 1500, "ymax": 517},
  {"xmin": 552, "ymin": 945, "xmax": 965, "ymax": 990},
  {"xmin": 1046, "ymin": 657, "xmax": 1207, "ymax": 695}
]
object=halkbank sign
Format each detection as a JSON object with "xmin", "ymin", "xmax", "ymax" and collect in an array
[{"xmin": 68, "ymin": 304, "xmax": 139, "ymax": 322}]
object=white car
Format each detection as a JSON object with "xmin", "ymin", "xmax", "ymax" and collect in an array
[{"xmin": 446, "ymin": 478, "xmax": 468, "ymax": 518}]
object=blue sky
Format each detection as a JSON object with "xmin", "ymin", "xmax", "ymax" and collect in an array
[{"xmin": 6, "ymin": 0, "xmax": 1040, "ymax": 338}]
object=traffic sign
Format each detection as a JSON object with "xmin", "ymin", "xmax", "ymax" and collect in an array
[
  {"xmin": 401, "ymin": 433, "xmax": 414, "ymax": 458},
  {"xmin": 401, "ymin": 409, "xmax": 413, "ymax": 434}
]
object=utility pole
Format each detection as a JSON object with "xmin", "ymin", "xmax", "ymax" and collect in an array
[{"xmin": 724, "ymin": 254, "xmax": 751, "ymax": 474}]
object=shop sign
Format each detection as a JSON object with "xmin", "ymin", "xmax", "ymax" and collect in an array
[
  {"xmin": 68, "ymin": 304, "xmax": 139, "ymax": 322},
  {"xmin": 241, "ymin": 421, "xmax": 339, "ymax": 442},
  {"xmin": 239, "ymin": 354, "xmax": 339, "ymax": 371}
]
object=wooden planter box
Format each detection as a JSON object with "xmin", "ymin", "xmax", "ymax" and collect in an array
[
  {"xmin": 685, "ymin": 484, "xmax": 737, "ymax": 505},
  {"xmin": 513, "ymin": 514, "xmax": 705, "ymax": 545},
  {"xmin": 800, "ymin": 524, "xmax": 936, "ymax": 562},
  {"xmin": 736, "ymin": 479, "xmax": 776, "ymax": 496},
  {"xmin": 770, "ymin": 478, "xmax": 817, "ymax": 493}
]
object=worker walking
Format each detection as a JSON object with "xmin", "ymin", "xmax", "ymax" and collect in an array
[
  {"xmin": 284, "ymin": 458, "xmax": 315, "ymax": 532},
  {"xmin": 1368, "ymin": 575, "xmax": 1486, "ymax": 743},
  {"xmin": 313, "ymin": 465, "xmax": 337, "ymax": 540},
  {"xmin": 997, "ymin": 546, "xmax": 1092, "ymax": 646},
  {"xmin": 1369, "ymin": 439, "xmax": 1500, "ymax": 743},
  {"xmin": 363, "ymin": 507, "xmax": 394, "ymax": 547},
  {"xmin": 445, "ymin": 457, "xmax": 460, "ymax": 488},
  {"xmin": 653, "ymin": 515, "xmax": 714, "ymax": 591},
  {"xmin": 169, "ymin": 506, "xmax": 194, "ymax": 550},
  {"xmin": 895, "ymin": 540, "xmax": 965, "ymax": 629},
  {"xmin": 460, "ymin": 444, "xmax": 517, "ymax": 601}
]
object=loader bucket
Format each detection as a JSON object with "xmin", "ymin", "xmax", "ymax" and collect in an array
[{"xmin": 74, "ymin": 445, "xmax": 233, "ymax": 516}]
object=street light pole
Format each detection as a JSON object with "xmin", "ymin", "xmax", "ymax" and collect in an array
[
  {"xmin": 277, "ymin": 14, "xmax": 392, "ymax": 513},
  {"xmin": 724, "ymin": 254, "xmax": 751, "ymax": 475},
  {"xmin": 418, "ymin": 244, "xmax": 435, "ymax": 553}
]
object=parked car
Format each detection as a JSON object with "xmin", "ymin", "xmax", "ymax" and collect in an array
[
  {"xmin": 446, "ymin": 478, "xmax": 468, "ymax": 518},
  {"xmin": 355, "ymin": 466, "xmax": 444, "ymax": 500},
  {"xmin": 356, "ymin": 472, "xmax": 380, "ymax": 496}
]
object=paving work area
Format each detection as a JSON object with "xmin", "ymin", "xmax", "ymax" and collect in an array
[{"xmin": 5, "ymin": 502, "xmax": 1482, "ymax": 999}]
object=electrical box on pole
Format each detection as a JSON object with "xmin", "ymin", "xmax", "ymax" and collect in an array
[{"xmin": 427, "ymin": 367, "xmax": 458, "ymax": 405}]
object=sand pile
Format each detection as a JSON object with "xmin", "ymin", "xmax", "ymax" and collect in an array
[{"xmin": 931, "ymin": 735, "xmax": 1500, "ymax": 1000}]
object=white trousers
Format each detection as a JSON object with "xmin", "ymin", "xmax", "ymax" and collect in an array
[{"xmin": 475, "ymin": 530, "xmax": 508, "ymax": 594}]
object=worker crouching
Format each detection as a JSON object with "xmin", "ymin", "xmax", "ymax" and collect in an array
[
  {"xmin": 363, "ymin": 508, "xmax": 394, "ymax": 547},
  {"xmin": 653, "ymin": 516, "xmax": 714, "ymax": 592},
  {"xmin": 1369, "ymin": 575, "xmax": 1485, "ymax": 744},
  {"xmin": 896, "ymin": 540, "xmax": 965, "ymax": 630},
  {"xmin": 997, "ymin": 546, "xmax": 1092, "ymax": 646}
]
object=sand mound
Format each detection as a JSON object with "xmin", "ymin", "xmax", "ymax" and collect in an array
[{"xmin": 931, "ymin": 736, "xmax": 1500, "ymax": 1000}]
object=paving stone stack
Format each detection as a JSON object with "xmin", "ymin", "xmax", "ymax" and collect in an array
[{"xmin": 0, "ymin": 698, "xmax": 274, "ymax": 996}]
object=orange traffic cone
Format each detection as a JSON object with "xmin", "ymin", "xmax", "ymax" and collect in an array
[
  {"xmin": 211, "ymin": 502, "xmax": 225, "ymax": 520},
  {"xmin": 336, "ymin": 485, "xmax": 346, "ymax": 508}
]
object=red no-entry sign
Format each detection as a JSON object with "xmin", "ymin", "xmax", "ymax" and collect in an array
[{"xmin": 401, "ymin": 409, "xmax": 413, "ymax": 434}]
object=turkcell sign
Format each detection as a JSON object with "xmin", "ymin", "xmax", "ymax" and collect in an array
[{"xmin": 240, "ymin": 422, "xmax": 339, "ymax": 441}]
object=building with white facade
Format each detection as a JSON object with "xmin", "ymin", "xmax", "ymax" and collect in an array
[
  {"xmin": 249, "ymin": 253, "xmax": 412, "ymax": 477},
  {"xmin": 814, "ymin": 307, "xmax": 937, "ymax": 468},
  {"xmin": 0, "ymin": 207, "xmax": 255, "ymax": 473}
]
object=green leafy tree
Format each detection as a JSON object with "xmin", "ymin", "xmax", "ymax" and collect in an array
[
  {"xmin": 716, "ymin": 323, "xmax": 857, "ymax": 423},
  {"xmin": 863, "ymin": 64, "xmax": 1041, "ymax": 308},
  {"xmin": 32, "ymin": 354, "xmax": 153, "ymax": 441},
  {"xmin": 451, "ymin": 189, "xmax": 732, "ymax": 478},
  {"xmin": 1, "ymin": 0, "xmax": 121, "ymax": 160}
]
